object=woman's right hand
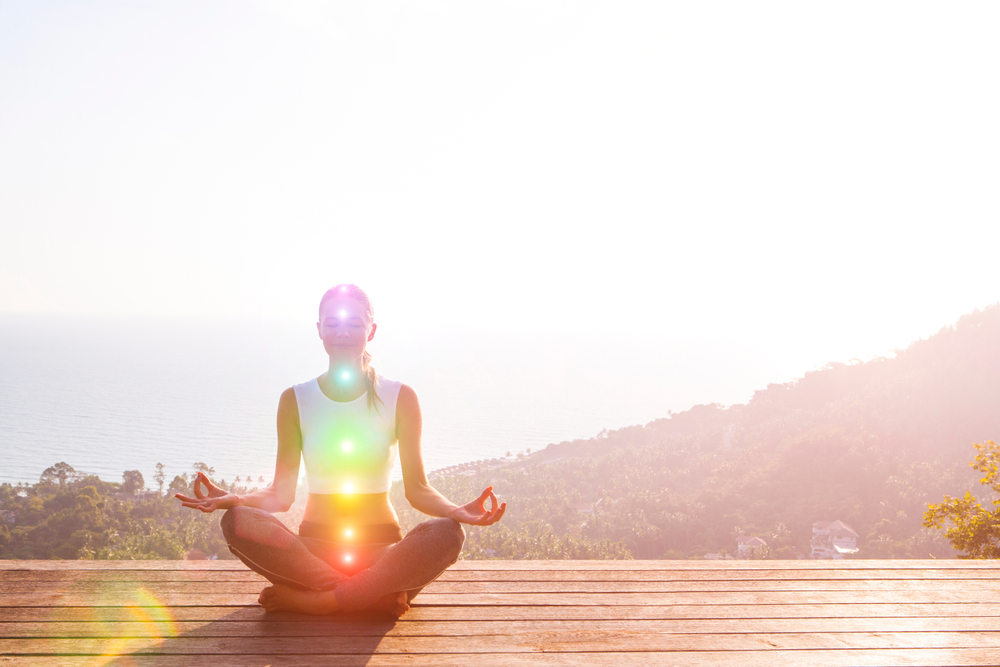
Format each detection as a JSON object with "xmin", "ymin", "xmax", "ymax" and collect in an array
[{"xmin": 174, "ymin": 471, "xmax": 240, "ymax": 513}]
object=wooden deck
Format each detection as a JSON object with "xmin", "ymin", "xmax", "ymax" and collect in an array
[{"xmin": 1, "ymin": 559, "xmax": 1000, "ymax": 666}]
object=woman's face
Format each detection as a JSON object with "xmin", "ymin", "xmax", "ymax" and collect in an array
[{"xmin": 316, "ymin": 296, "xmax": 375, "ymax": 364}]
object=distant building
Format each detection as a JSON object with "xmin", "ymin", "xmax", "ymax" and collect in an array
[
  {"xmin": 811, "ymin": 520, "xmax": 859, "ymax": 559},
  {"xmin": 737, "ymin": 536, "xmax": 767, "ymax": 559}
]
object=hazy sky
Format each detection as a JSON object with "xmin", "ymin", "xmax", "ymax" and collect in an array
[{"xmin": 2, "ymin": 2, "xmax": 998, "ymax": 386}]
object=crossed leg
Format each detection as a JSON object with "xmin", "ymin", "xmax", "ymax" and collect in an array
[{"xmin": 221, "ymin": 506, "xmax": 465, "ymax": 616}]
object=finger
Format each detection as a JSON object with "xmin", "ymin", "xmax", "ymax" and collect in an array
[
  {"xmin": 200, "ymin": 471, "xmax": 222, "ymax": 492},
  {"xmin": 174, "ymin": 494, "xmax": 198, "ymax": 503},
  {"xmin": 193, "ymin": 475, "xmax": 206, "ymax": 499},
  {"xmin": 487, "ymin": 490, "xmax": 498, "ymax": 513},
  {"xmin": 482, "ymin": 503, "xmax": 507, "ymax": 525},
  {"xmin": 477, "ymin": 487, "xmax": 492, "ymax": 511}
]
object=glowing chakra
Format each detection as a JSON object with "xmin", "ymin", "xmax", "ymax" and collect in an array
[
  {"xmin": 342, "ymin": 482, "xmax": 354, "ymax": 494},
  {"xmin": 340, "ymin": 371, "xmax": 351, "ymax": 381},
  {"xmin": 339, "ymin": 309, "xmax": 347, "ymax": 318},
  {"xmin": 344, "ymin": 553, "xmax": 353, "ymax": 563},
  {"xmin": 344, "ymin": 528, "xmax": 353, "ymax": 538},
  {"xmin": 341, "ymin": 441, "xmax": 354, "ymax": 453}
]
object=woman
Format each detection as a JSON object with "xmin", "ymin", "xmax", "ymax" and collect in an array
[{"xmin": 175, "ymin": 284, "xmax": 506, "ymax": 617}]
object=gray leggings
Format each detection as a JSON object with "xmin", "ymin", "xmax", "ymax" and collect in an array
[{"xmin": 220, "ymin": 506, "xmax": 465, "ymax": 611}]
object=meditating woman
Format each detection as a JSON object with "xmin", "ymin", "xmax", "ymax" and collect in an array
[{"xmin": 175, "ymin": 284, "xmax": 506, "ymax": 616}]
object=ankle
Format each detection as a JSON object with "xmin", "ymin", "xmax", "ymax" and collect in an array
[{"xmin": 315, "ymin": 589, "xmax": 340, "ymax": 614}]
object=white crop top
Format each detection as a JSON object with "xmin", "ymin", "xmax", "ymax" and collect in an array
[{"xmin": 293, "ymin": 375, "xmax": 403, "ymax": 494}]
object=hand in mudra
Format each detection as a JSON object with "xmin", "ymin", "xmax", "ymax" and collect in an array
[
  {"xmin": 448, "ymin": 486, "xmax": 506, "ymax": 526},
  {"xmin": 175, "ymin": 471, "xmax": 240, "ymax": 513}
]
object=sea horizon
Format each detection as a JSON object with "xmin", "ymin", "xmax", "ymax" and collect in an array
[{"xmin": 1, "ymin": 312, "xmax": 813, "ymax": 489}]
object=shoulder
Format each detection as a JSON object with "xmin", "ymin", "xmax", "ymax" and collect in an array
[
  {"xmin": 397, "ymin": 383, "xmax": 418, "ymax": 405},
  {"xmin": 395, "ymin": 384, "xmax": 421, "ymax": 422},
  {"xmin": 277, "ymin": 387, "xmax": 300, "ymax": 422}
]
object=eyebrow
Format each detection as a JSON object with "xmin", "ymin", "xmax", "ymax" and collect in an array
[{"xmin": 323, "ymin": 315, "xmax": 363, "ymax": 321}]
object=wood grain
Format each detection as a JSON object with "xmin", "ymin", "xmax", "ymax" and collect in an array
[{"xmin": 3, "ymin": 560, "xmax": 999, "ymax": 666}]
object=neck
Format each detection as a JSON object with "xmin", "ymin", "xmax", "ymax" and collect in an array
[{"xmin": 320, "ymin": 359, "xmax": 367, "ymax": 401}]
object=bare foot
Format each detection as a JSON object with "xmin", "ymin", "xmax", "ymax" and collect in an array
[
  {"xmin": 258, "ymin": 585, "xmax": 339, "ymax": 615},
  {"xmin": 370, "ymin": 591, "xmax": 410, "ymax": 618}
]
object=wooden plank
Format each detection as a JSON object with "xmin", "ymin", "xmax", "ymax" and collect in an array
[
  {"xmin": 4, "ymin": 559, "xmax": 999, "ymax": 571},
  {"xmin": 5, "ymin": 617, "xmax": 1000, "ymax": 639},
  {"xmin": 4, "ymin": 603, "xmax": 1000, "ymax": 623},
  {"xmin": 4, "ymin": 589, "xmax": 999, "ymax": 606},
  {"xmin": 3, "ymin": 631, "xmax": 1000, "ymax": 654},
  {"xmin": 5, "ymin": 568, "xmax": 1000, "ymax": 582},
  {"xmin": 3, "ymin": 560, "xmax": 997, "ymax": 667},
  {"xmin": 5, "ymin": 580, "xmax": 1000, "ymax": 594},
  {"xmin": 2, "ymin": 650, "xmax": 1000, "ymax": 667}
]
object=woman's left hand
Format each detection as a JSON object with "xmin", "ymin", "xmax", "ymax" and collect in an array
[{"xmin": 448, "ymin": 486, "xmax": 506, "ymax": 526}]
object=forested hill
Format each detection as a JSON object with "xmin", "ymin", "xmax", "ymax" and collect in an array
[{"xmin": 398, "ymin": 304, "xmax": 1000, "ymax": 559}]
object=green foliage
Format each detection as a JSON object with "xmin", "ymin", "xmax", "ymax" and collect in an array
[
  {"xmin": 154, "ymin": 463, "xmax": 166, "ymax": 494},
  {"xmin": 924, "ymin": 441, "xmax": 1000, "ymax": 559},
  {"xmin": 0, "ymin": 465, "xmax": 233, "ymax": 560},
  {"xmin": 121, "ymin": 470, "xmax": 145, "ymax": 495},
  {"xmin": 39, "ymin": 462, "xmax": 81, "ymax": 489}
]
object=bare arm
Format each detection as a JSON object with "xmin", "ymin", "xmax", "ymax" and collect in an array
[
  {"xmin": 176, "ymin": 388, "xmax": 302, "ymax": 513},
  {"xmin": 397, "ymin": 384, "xmax": 506, "ymax": 525}
]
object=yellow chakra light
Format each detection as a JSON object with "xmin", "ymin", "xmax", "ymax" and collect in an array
[
  {"xmin": 344, "ymin": 528, "xmax": 353, "ymax": 539},
  {"xmin": 342, "ymin": 482, "xmax": 354, "ymax": 494}
]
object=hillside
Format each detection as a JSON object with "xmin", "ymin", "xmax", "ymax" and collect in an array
[{"xmin": 395, "ymin": 304, "xmax": 1000, "ymax": 559}]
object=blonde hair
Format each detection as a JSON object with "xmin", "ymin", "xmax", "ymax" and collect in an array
[{"xmin": 319, "ymin": 284, "xmax": 384, "ymax": 413}]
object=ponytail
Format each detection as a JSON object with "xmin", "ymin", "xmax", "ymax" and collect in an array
[{"xmin": 362, "ymin": 349, "xmax": 384, "ymax": 414}]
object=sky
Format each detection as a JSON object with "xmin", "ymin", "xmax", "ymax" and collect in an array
[{"xmin": 2, "ymin": 1, "xmax": 999, "ymax": 398}]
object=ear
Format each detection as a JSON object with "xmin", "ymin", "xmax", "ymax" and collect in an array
[
  {"xmin": 316, "ymin": 321, "xmax": 322, "ymax": 338},
  {"xmin": 368, "ymin": 322, "xmax": 377, "ymax": 342}
]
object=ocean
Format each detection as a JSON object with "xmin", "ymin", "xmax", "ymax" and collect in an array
[{"xmin": 0, "ymin": 314, "xmax": 770, "ymax": 489}]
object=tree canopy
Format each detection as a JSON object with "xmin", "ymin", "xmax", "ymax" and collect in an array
[{"xmin": 924, "ymin": 441, "xmax": 1000, "ymax": 558}]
